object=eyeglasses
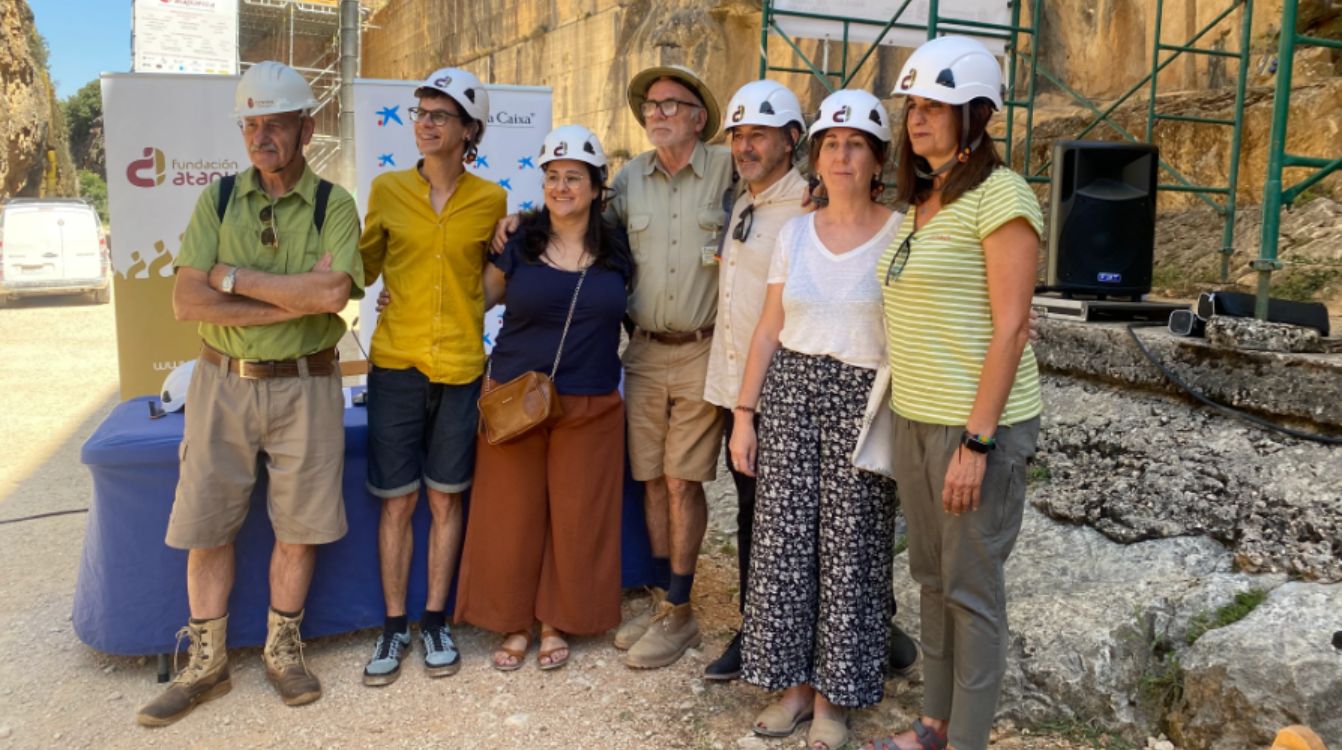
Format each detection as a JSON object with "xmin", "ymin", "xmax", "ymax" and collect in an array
[
  {"xmin": 640, "ymin": 98, "xmax": 701, "ymax": 119},
  {"xmin": 543, "ymin": 172, "xmax": 592, "ymax": 190},
  {"xmin": 883, "ymin": 234, "xmax": 912, "ymax": 286},
  {"xmin": 732, "ymin": 203, "xmax": 756, "ymax": 242},
  {"xmin": 408, "ymin": 106, "xmax": 465, "ymax": 126},
  {"xmin": 259, "ymin": 203, "xmax": 279, "ymax": 248}
]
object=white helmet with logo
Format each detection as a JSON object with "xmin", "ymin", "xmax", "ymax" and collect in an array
[
  {"xmin": 892, "ymin": 35, "xmax": 1003, "ymax": 109},
  {"xmin": 232, "ymin": 61, "xmax": 319, "ymax": 120},
  {"xmin": 808, "ymin": 89, "xmax": 892, "ymax": 143},
  {"xmin": 160, "ymin": 360, "xmax": 196, "ymax": 414},
  {"xmin": 724, "ymin": 79, "xmax": 804, "ymax": 133},
  {"xmin": 415, "ymin": 67, "xmax": 491, "ymax": 134},
  {"xmin": 538, "ymin": 125, "xmax": 607, "ymax": 169}
]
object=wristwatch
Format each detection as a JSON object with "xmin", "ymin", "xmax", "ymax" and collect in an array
[
  {"xmin": 221, "ymin": 266, "xmax": 239, "ymax": 295},
  {"xmin": 960, "ymin": 431, "xmax": 996, "ymax": 454}
]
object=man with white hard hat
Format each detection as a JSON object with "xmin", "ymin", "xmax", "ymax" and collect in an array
[
  {"xmin": 357, "ymin": 67, "xmax": 506, "ymax": 687},
  {"xmin": 137, "ymin": 60, "xmax": 364, "ymax": 727}
]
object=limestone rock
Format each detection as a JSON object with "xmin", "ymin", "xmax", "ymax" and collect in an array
[
  {"xmin": 892, "ymin": 505, "xmax": 1288, "ymax": 742},
  {"xmin": 1205, "ymin": 315, "xmax": 1324, "ymax": 353},
  {"xmin": 1171, "ymin": 582, "xmax": 1342, "ymax": 749}
]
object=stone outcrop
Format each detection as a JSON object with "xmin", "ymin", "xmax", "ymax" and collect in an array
[{"xmin": 0, "ymin": 0, "xmax": 75, "ymax": 198}]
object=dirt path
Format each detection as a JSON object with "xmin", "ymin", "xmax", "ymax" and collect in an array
[{"xmin": 0, "ymin": 296, "xmax": 1094, "ymax": 750}]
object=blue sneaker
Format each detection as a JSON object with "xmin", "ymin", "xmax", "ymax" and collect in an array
[
  {"xmin": 362, "ymin": 629, "xmax": 411, "ymax": 687},
  {"xmin": 421, "ymin": 622, "xmax": 461, "ymax": 678}
]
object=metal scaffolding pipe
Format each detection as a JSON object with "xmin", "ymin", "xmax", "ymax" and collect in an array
[{"xmin": 339, "ymin": 0, "xmax": 359, "ymax": 187}]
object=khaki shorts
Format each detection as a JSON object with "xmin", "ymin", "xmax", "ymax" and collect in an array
[
  {"xmin": 622, "ymin": 335, "xmax": 724, "ymax": 483},
  {"xmin": 165, "ymin": 355, "xmax": 348, "ymax": 549}
]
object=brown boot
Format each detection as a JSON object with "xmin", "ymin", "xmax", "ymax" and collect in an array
[
  {"xmin": 136, "ymin": 615, "xmax": 232, "ymax": 727},
  {"xmin": 622, "ymin": 601, "xmax": 701, "ymax": 669},
  {"xmin": 263, "ymin": 608, "xmax": 321, "ymax": 706},
  {"xmin": 614, "ymin": 587, "xmax": 667, "ymax": 651}
]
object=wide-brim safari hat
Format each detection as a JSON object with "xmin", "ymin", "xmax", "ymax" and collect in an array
[{"xmin": 627, "ymin": 65, "xmax": 721, "ymax": 141}]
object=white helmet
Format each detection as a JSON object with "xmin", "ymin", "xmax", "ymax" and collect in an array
[
  {"xmin": 724, "ymin": 79, "xmax": 804, "ymax": 133},
  {"xmin": 232, "ymin": 61, "xmax": 319, "ymax": 120},
  {"xmin": 808, "ymin": 89, "xmax": 892, "ymax": 143},
  {"xmin": 415, "ymin": 67, "xmax": 490, "ymax": 134},
  {"xmin": 160, "ymin": 360, "xmax": 196, "ymax": 414},
  {"xmin": 538, "ymin": 125, "xmax": 607, "ymax": 169},
  {"xmin": 892, "ymin": 35, "xmax": 1004, "ymax": 109}
]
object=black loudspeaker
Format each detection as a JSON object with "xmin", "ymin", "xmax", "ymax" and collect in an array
[{"xmin": 1046, "ymin": 140, "xmax": 1159, "ymax": 298}]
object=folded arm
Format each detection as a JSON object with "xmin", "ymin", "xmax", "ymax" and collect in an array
[
  {"xmin": 173, "ymin": 267, "xmax": 304, "ymax": 326},
  {"xmin": 207, "ymin": 252, "xmax": 352, "ymax": 315}
]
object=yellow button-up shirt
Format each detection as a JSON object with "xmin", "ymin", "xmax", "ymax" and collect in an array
[
  {"xmin": 358, "ymin": 165, "xmax": 507, "ymax": 384},
  {"xmin": 606, "ymin": 141, "xmax": 734, "ymax": 333},
  {"xmin": 703, "ymin": 168, "xmax": 809, "ymax": 409}
]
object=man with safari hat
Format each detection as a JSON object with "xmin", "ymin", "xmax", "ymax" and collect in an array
[
  {"xmin": 136, "ymin": 60, "xmax": 364, "ymax": 726},
  {"xmin": 357, "ymin": 66, "xmax": 506, "ymax": 686},
  {"xmin": 606, "ymin": 64, "xmax": 735, "ymax": 669}
]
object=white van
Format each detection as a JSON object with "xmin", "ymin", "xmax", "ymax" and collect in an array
[{"xmin": 0, "ymin": 198, "xmax": 110, "ymax": 305}]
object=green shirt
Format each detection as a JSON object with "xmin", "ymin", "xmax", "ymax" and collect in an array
[
  {"xmin": 877, "ymin": 167, "xmax": 1044, "ymax": 427},
  {"xmin": 175, "ymin": 166, "xmax": 364, "ymax": 360}
]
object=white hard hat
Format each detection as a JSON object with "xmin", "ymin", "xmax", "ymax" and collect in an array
[
  {"xmin": 415, "ymin": 68, "xmax": 491, "ymax": 134},
  {"xmin": 892, "ymin": 35, "xmax": 1004, "ymax": 109},
  {"xmin": 724, "ymin": 79, "xmax": 804, "ymax": 132},
  {"xmin": 160, "ymin": 360, "xmax": 196, "ymax": 414},
  {"xmin": 808, "ymin": 89, "xmax": 892, "ymax": 143},
  {"xmin": 538, "ymin": 125, "xmax": 607, "ymax": 169},
  {"xmin": 233, "ymin": 61, "xmax": 319, "ymax": 120}
]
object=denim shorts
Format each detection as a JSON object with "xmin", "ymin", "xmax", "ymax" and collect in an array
[{"xmin": 366, "ymin": 366, "xmax": 481, "ymax": 498}]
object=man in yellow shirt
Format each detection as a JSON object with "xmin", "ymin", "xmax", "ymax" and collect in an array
[{"xmin": 357, "ymin": 67, "xmax": 507, "ymax": 686}]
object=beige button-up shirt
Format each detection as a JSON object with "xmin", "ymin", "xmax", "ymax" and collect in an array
[
  {"xmin": 607, "ymin": 141, "xmax": 735, "ymax": 333},
  {"xmin": 703, "ymin": 168, "xmax": 810, "ymax": 409}
]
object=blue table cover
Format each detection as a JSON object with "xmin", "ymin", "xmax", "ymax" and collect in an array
[{"xmin": 74, "ymin": 396, "xmax": 652, "ymax": 655}]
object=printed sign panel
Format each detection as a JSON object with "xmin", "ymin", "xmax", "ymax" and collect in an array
[
  {"xmin": 352, "ymin": 80, "xmax": 553, "ymax": 357},
  {"xmin": 133, "ymin": 0, "xmax": 239, "ymax": 76},
  {"xmin": 102, "ymin": 73, "xmax": 247, "ymax": 399},
  {"xmin": 772, "ymin": 0, "xmax": 1008, "ymax": 54}
]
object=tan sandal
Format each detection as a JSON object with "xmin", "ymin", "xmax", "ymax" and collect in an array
[
  {"xmin": 753, "ymin": 701, "xmax": 814, "ymax": 737},
  {"xmin": 808, "ymin": 716, "xmax": 850, "ymax": 750},
  {"xmin": 491, "ymin": 631, "xmax": 530, "ymax": 672},
  {"xmin": 537, "ymin": 625, "xmax": 570, "ymax": 671}
]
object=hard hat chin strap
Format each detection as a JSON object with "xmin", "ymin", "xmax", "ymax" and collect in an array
[{"xmin": 913, "ymin": 103, "xmax": 983, "ymax": 179}]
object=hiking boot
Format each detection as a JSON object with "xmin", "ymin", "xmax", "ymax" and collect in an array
[
  {"xmin": 420, "ymin": 622, "xmax": 461, "ymax": 678},
  {"xmin": 263, "ymin": 608, "xmax": 321, "ymax": 706},
  {"xmin": 888, "ymin": 622, "xmax": 921, "ymax": 677},
  {"xmin": 623, "ymin": 601, "xmax": 701, "ymax": 669},
  {"xmin": 362, "ymin": 628, "xmax": 411, "ymax": 687},
  {"xmin": 136, "ymin": 615, "xmax": 232, "ymax": 727},
  {"xmin": 614, "ymin": 587, "xmax": 666, "ymax": 651},
  {"xmin": 703, "ymin": 629, "xmax": 742, "ymax": 682}
]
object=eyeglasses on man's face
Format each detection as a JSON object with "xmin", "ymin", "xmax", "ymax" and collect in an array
[
  {"xmin": 409, "ymin": 106, "xmax": 465, "ymax": 126},
  {"xmin": 640, "ymin": 98, "xmax": 700, "ymax": 119}
]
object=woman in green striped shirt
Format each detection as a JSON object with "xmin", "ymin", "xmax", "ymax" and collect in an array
[{"xmin": 865, "ymin": 36, "xmax": 1044, "ymax": 750}]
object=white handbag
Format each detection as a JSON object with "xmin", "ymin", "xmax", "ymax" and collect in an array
[{"xmin": 852, "ymin": 362, "xmax": 897, "ymax": 480}]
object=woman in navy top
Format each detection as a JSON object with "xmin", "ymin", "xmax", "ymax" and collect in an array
[{"xmin": 454, "ymin": 126, "xmax": 633, "ymax": 673}]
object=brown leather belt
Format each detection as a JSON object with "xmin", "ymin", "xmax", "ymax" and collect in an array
[
  {"xmin": 634, "ymin": 325, "xmax": 715, "ymax": 345},
  {"xmin": 199, "ymin": 345, "xmax": 338, "ymax": 379}
]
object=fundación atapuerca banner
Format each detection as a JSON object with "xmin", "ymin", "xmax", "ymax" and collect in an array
[
  {"xmin": 352, "ymin": 79, "xmax": 552, "ymax": 358},
  {"xmin": 102, "ymin": 72, "xmax": 245, "ymax": 400},
  {"xmin": 102, "ymin": 72, "xmax": 552, "ymax": 399}
]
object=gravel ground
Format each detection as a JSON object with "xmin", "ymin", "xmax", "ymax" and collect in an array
[{"xmin": 0, "ymin": 295, "xmax": 1091, "ymax": 750}]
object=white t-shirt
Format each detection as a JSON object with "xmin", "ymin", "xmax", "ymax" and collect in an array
[{"xmin": 768, "ymin": 210, "xmax": 904, "ymax": 370}]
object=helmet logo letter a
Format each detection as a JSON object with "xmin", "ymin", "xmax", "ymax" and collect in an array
[
  {"xmin": 247, "ymin": 97, "xmax": 255, "ymax": 108},
  {"xmin": 899, "ymin": 70, "xmax": 917, "ymax": 90},
  {"xmin": 833, "ymin": 105, "xmax": 851, "ymax": 123},
  {"xmin": 554, "ymin": 141, "xmax": 568, "ymax": 157},
  {"xmin": 434, "ymin": 76, "xmax": 452, "ymax": 88},
  {"xmin": 731, "ymin": 104, "xmax": 745, "ymax": 123}
]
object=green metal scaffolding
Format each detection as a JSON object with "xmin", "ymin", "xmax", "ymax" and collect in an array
[{"xmin": 759, "ymin": 0, "xmax": 1337, "ymax": 317}]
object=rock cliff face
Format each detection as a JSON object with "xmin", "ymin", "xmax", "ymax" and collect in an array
[
  {"xmin": 0, "ymin": 0, "xmax": 74, "ymax": 198},
  {"xmin": 361, "ymin": 0, "xmax": 1340, "ymax": 202}
]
